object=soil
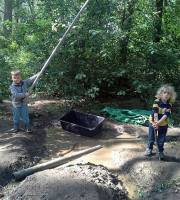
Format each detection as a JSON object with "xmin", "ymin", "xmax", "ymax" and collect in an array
[
  {"xmin": 0, "ymin": 99, "xmax": 179, "ymax": 200},
  {"xmin": 10, "ymin": 164, "xmax": 127, "ymax": 200}
]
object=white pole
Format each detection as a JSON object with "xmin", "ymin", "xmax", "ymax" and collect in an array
[
  {"xmin": 14, "ymin": 145, "xmax": 102, "ymax": 180},
  {"xmin": 30, "ymin": 0, "xmax": 92, "ymax": 91}
]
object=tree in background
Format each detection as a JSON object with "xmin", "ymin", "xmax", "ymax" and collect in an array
[
  {"xmin": 0, "ymin": 0, "xmax": 179, "ymax": 103},
  {"xmin": 3, "ymin": 0, "xmax": 13, "ymax": 35}
]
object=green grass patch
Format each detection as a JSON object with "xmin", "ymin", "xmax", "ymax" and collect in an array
[{"xmin": 154, "ymin": 178, "xmax": 180, "ymax": 193}]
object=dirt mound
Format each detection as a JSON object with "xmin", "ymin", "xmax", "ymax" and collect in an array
[
  {"xmin": 1, "ymin": 100, "xmax": 180, "ymax": 200},
  {"xmin": 0, "ymin": 121, "xmax": 46, "ymax": 186},
  {"xmin": 113, "ymin": 148, "xmax": 180, "ymax": 199},
  {"xmin": 10, "ymin": 164, "xmax": 128, "ymax": 200}
]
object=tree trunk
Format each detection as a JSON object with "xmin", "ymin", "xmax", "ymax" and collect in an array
[
  {"xmin": 119, "ymin": 0, "xmax": 137, "ymax": 65},
  {"xmin": 27, "ymin": 0, "xmax": 35, "ymax": 19},
  {"xmin": 154, "ymin": 0, "xmax": 164, "ymax": 42},
  {"xmin": 3, "ymin": 0, "xmax": 13, "ymax": 35},
  {"xmin": 149, "ymin": 0, "xmax": 164, "ymax": 68},
  {"xmin": 14, "ymin": 0, "xmax": 21, "ymax": 23}
]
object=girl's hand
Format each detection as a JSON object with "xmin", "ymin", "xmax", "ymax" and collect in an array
[{"xmin": 152, "ymin": 121, "xmax": 159, "ymax": 129}]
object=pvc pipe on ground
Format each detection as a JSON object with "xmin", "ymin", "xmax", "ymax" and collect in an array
[{"xmin": 13, "ymin": 145, "xmax": 102, "ymax": 180}]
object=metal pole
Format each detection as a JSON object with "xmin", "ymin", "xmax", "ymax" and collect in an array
[{"xmin": 30, "ymin": 0, "xmax": 92, "ymax": 92}]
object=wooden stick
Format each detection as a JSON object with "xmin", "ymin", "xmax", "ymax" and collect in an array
[
  {"xmin": 30, "ymin": 0, "xmax": 91, "ymax": 92},
  {"xmin": 13, "ymin": 145, "xmax": 102, "ymax": 180},
  {"xmin": 153, "ymin": 127, "xmax": 160, "ymax": 160}
]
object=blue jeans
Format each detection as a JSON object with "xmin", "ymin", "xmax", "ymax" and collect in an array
[
  {"xmin": 147, "ymin": 123, "xmax": 168, "ymax": 152},
  {"xmin": 12, "ymin": 105, "xmax": 30, "ymax": 129}
]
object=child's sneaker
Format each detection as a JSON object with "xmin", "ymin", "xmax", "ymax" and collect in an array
[
  {"xmin": 9, "ymin": 128, "xmax": 19, "ymax": 133},
  {"xmin": 26, "ymin": 129, "xmax": 32, "ymax": 133},
  {"xmin": 158, "ymin": 152, "xmax": 165, "ymax": 160},
  {"xmin": 144, "ymin": 148, "xmax": 152, "ymax": 156}
]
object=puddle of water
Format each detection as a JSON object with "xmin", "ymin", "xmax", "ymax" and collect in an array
[{"xmin": 37, "ymin": 126, "xmax": 144, "ymax": 199}]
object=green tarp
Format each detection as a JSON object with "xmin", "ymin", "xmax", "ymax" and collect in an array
[
  {"xmin": 102, "ymin": 107, "xmax": 174, "ymax": 127},
  {"xmin": 102, "ymin": 107, "xmax": 151, "ymax": 126}
]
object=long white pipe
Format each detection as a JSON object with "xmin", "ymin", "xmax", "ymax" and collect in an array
[
  {"xmin": 14, "ymin": 145, "xmax": 102, "ymax": 180},
  {"xmin": 30, "ymin": 0, "xmax": 92, "ymax": 91}
]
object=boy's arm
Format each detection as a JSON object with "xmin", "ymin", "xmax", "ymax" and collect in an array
[
  {"xmin": 10, "ymin": 86, "xmax": 27, "ymax": 100},
  {"xmin": 156, "ymin": 115, "xmax": 167, "ymax": 125},
  {"xmin": 156, "ymin": 105, "xmax": 172, "ymax": 126},
  {"xmin": 152, "ymin": 99, "xmax": 159, "ymax": 122},
  {"xmin": 25, "ymin": 72, "xmax": 40, "ymax": 86},
  {"xmin": 154, "ymin": 113, "xmax": 158, "ymax": 122}
]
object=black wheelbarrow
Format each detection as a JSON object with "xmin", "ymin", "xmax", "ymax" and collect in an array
[{"xmin": 60, "ymin": 110, "xmax": 105, "ymax": 137}]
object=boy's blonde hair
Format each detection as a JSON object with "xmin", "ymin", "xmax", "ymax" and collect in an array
[
  {"xmin": 155, "ymin": 84, "xmax": 177, "ymax": 103},
  {"xmin": 11, "ymin": 70, "xmax": 21, "ymax": 76}
]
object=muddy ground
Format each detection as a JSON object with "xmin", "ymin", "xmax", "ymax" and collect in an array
[
  {"xmin": 10, "ymin": 164, "xmax": 127, "ymax": 200},
  {"xmin": 0, "ymin": 99, "xmax": 179, "ymax": 200}
]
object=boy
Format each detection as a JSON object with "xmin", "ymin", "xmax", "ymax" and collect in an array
[
  {"xmin": 144, "ymin": 84, "xmax": 176, "ymax": 160},
  {"xmin": 10, "ymin": 70, "xmax": 39, "ymax": 133}
]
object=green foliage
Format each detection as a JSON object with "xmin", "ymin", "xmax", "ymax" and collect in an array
[
  {"xmin": 137, "ymin": 188, "xmax": 145, "ymax": 199},
  {"xmin": 154, "ymin": 178, "xmax": 180, "ymax": 193},
  {"xmin": 0, "ymin": 0, "xmax": 179, "ymax": 103}
]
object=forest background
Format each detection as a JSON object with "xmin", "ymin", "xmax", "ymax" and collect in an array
[{"xmin": 0, "ymin": 0, "xmax": 179, "ymax": 107}]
